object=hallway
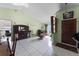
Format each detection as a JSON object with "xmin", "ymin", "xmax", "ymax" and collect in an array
[{"xmin": 15, "ymin": 36, "xmax": 54, "ymax": 56}]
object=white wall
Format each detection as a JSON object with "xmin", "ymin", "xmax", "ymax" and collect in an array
[{"xmin": 0, "ymin": 7, "xmax": 44, "ymax": 35}]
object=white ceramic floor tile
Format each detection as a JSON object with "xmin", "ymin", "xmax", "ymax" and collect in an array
[
  {"xmin": 15, "ymin": 36, "xmax": 79, "ymax": 56},
  {"xmin": 15, "ymin": 36, "xmax": 53, "ymax": 56}
]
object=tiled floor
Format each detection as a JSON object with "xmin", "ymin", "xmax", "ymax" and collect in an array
[
  {"xmin": 15, "ymin": 36, "xmax": 79, "ymax": 56},
  {"xmin": 15, "ymin": 36, "xmax": 54, "ymax": 56}
]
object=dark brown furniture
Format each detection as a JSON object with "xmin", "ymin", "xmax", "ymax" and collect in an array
[
  {"xmin": 13, "ymin": 25, "xmax": 29, "ymax": 40},
  {"xmin": 62, "ymin": 18, "xmax": 76, "ymax": 45}
]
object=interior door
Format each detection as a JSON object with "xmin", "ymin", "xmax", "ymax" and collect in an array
[{"xmin": 62, "ymin": 19, "xmax": 76, "ymax": 45}]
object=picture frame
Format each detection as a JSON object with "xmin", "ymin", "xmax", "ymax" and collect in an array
[{"xmin": 63, "ymin": 11, "xmax": 74, "ymax": 19}]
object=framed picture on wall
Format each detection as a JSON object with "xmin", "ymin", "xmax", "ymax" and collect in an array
[{"xmin": 63, "ymin": 11, "xmax": 74, "ymax": 19}]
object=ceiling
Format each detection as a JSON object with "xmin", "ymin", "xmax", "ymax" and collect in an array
[{"xmin": 0, "ymin": 3, "xmax": 61, "ymax": 24}]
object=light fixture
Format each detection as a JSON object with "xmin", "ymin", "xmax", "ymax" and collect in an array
[{"xmin": 12, "ymin": 3, "xmax": 29, "ymax": 8}]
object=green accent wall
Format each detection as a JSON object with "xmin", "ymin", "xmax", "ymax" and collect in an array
[{"xmin": 55, "ymin": 5, "xmax": 79, "ymax": 43}]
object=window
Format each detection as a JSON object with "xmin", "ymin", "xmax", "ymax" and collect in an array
[{"xmin": 51, "ymin": 16, "xmax": 57, "ymax": 33}]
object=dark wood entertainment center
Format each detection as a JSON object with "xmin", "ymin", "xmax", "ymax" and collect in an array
[{"xmin": 13, "ymin": 25, "xmax": 30, "ymax": 40}]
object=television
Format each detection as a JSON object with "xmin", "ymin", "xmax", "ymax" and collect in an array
[{"xmin": 63, "ymin": 11, "xmax": 74, "ymax": 19}]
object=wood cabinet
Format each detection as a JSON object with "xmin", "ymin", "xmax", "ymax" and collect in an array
[{"xmin": 13, "ymin": 25, "xmax": 29, "ymax": 40}]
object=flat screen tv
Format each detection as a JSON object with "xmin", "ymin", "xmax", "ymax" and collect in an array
[{"xmin": 63, "ymin": 11, "xmax": 74, "ymax": 19}]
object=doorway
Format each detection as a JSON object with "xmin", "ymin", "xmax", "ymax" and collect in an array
[{"xmin": 61, "ymin": 19, "xmax": 76, "ymax": 46}]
